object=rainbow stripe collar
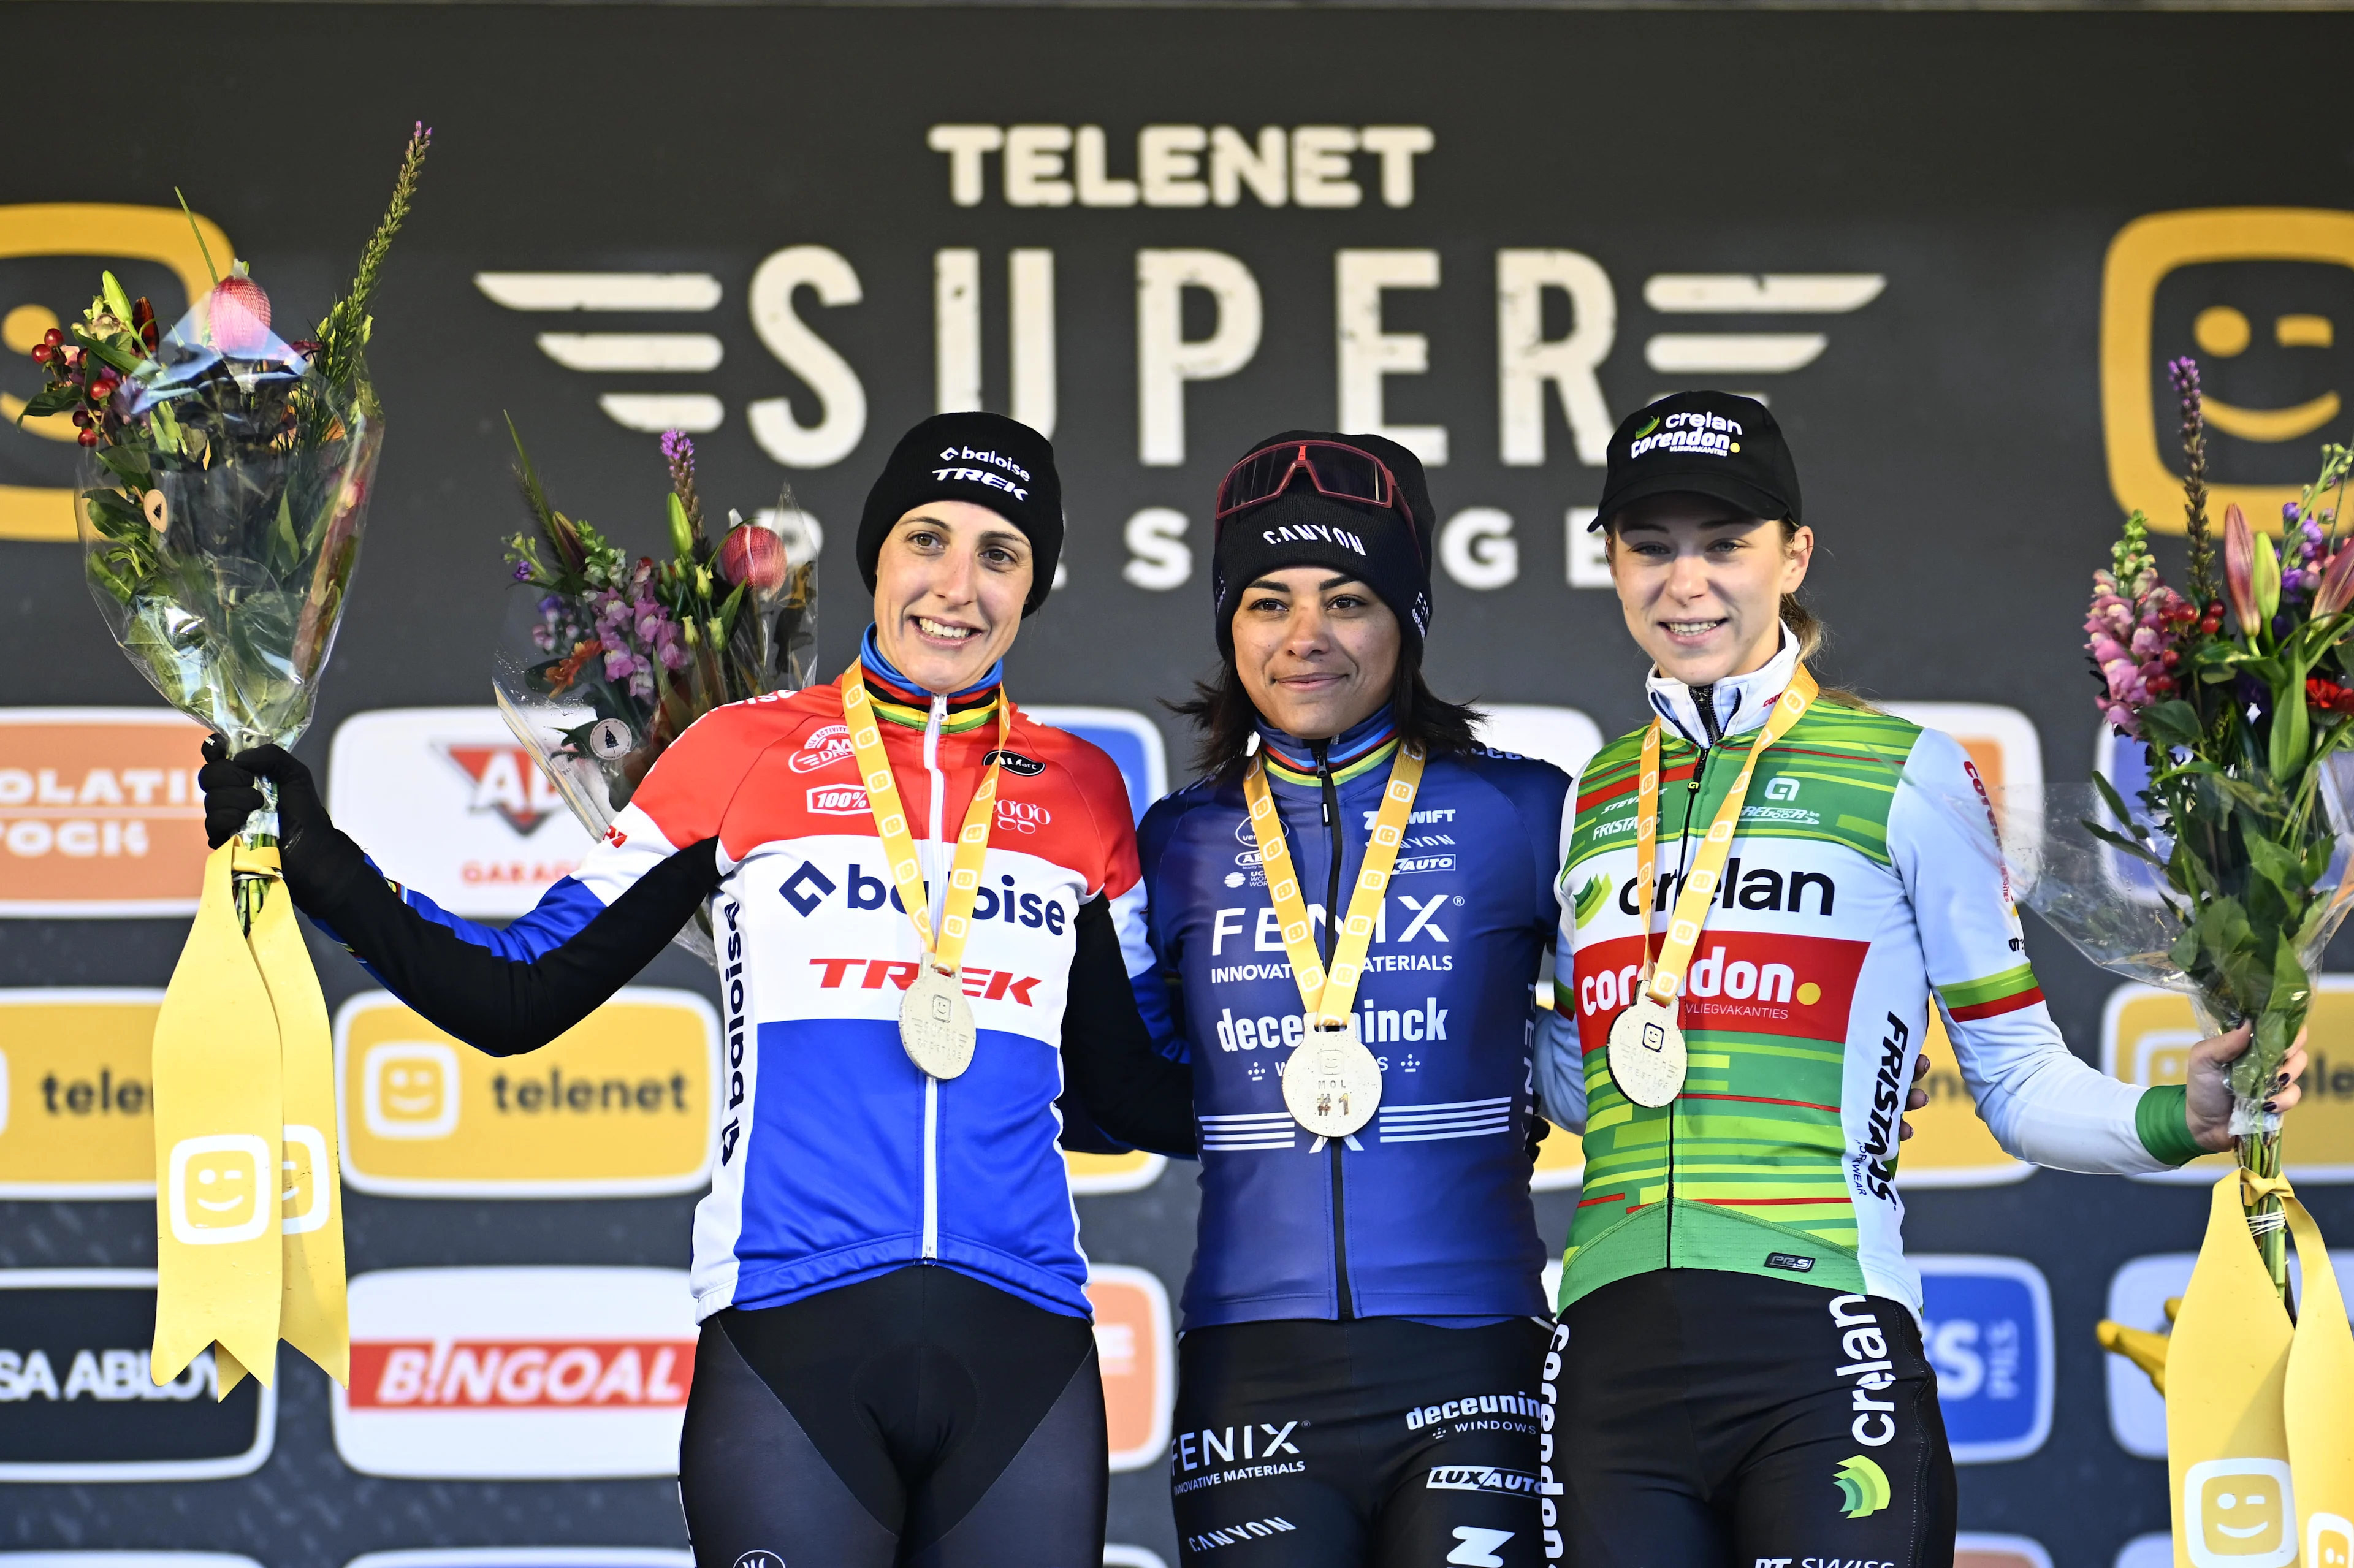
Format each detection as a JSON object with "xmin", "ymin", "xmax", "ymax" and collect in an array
[
  {"xmin": 856, "ymin": 625, "xmax": 1004, "ymax": 733},
  {"xmin": 1257, "ymin": 706, "xmax": 1400, "ymax": 788}
]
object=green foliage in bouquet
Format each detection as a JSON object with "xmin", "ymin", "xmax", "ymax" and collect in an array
[
  {"xmin": 2086, "ymin": 357, "xmax": 2354, "ymax": 1294},
  {"xmin": 21, "ymin": 126, "xmax": 432, "ymax": 755}
]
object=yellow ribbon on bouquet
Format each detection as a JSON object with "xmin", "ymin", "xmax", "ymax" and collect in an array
[
  {"xmin": 151, "ymin": 842, "xmax": 347, "ymax": 1395},
  {"xmin": 2163, "ymin": 1169, "xmax": 2354, "ymax": 1568}
]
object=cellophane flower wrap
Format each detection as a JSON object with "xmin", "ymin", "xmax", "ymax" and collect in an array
[
  {"xmin": 493, "ymin": 423, "xmax": 818, "ymax": 964},
  {"xmin": 25, "ymin": 127, "xmax": 431, "ymax": 910},
  {"xmin": 2048, "ymin": 357, "xmax": 2354, "ymax": 1298}
]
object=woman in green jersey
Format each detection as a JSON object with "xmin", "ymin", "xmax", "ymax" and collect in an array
[{"xmin": 1532, "ymin": 390, "xmax": 2310, "ymax": 1568}]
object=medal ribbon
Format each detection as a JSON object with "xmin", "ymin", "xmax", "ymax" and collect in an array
[
  {"xmin": 1629, "ymin": 666, "xmax": 1819, "ymax": 1007},
  {"xmin": 151, "ymin": 842, "xmax": 348, "ymax": 1397},
  {"xmin": 840, "ymin": 661, "xmax": 1011, "ymax": 972},
  {"xmin": 1241, "ymin": 742, "xmax": 1425, "ymax": 1027}
]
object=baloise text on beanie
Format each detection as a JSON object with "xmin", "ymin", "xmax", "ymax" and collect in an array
[
  {"xmin": 1209, "ymin": 430, "xmax": 1435, "ymax": 661},
  {"xmin": 858, "ymin": 412, "xmax": 1064, "ymax": 614}
]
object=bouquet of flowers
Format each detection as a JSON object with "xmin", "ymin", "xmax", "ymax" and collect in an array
[
  {"xmin": 24, "ymin": 126, "xmax": 432, "ymax": 918},
  {"xmin": 2060, "ymin": 358, "xmax": 2354, "ymax": 1299},
  {"xmin": 493, "ymin": 424, "xmax": 817, "ymax": 962}
]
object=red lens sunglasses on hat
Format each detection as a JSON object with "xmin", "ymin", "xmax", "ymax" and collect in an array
[{"xmin": 1213, "ymin": 440, "xmax": 1422, "ymax": 557}]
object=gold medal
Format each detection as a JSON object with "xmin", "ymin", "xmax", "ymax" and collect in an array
[
  {"xmin": 1607, "ymin": 667, "xmax": 1819, "ymax": 1108},
  {"xmin": 840, "ymin": 663, "xmax": 1011, "ymax": 1082},
  {"xmin": 899, "ymin": 961, "xmax": 979, "ymax": 1081},
  {"xmin": 1281, "ymin": 1015, "xmax": 1384, "ymax": 1138},
  {"xmin": 1606, "ymin": 992, "xmax": 1688, "ymax": 1108},
  {"xmin": 1241, "ymin": 744, "xmax": 1426, "ymax": 1137}
]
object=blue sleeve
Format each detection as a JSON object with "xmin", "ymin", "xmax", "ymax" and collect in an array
[
  {"xmin": 398, "ymin": 873, "xmax": 610, "ymax": 961},
  {"xmin": 1129, "ymin": 791, "xmax": 1194, "ymax": 1065},
  {"xmin": 311, "ymin": 866, "xmax": 611, "ymax": 1000}
]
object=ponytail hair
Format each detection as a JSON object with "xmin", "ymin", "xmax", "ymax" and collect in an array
[{"xmin": 1775, "ymin": 520, "xmax": 1870, "ymax": 709}]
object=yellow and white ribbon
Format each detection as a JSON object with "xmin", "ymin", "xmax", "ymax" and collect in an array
[{"xmin": 151, "ymin": 842, "xmax": 348, "ymax": 1395}]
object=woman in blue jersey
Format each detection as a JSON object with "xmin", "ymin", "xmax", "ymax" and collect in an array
[
  {"xmin": 1125, "ymin": 432, "xmax": 1569, "ymax": 1568},
  {"xmin": 199, "ymin": 413, "xmax": 1193, "ymax": 1568}
]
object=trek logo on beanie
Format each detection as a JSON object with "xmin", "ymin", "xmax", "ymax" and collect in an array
[
  {"xmin": 1210, "ymin": 430, "xmax": 1435, "ymax": 661},
  {"xmin": 858, "ymin": 412, "xmax": 1063, "ymax": 614}
]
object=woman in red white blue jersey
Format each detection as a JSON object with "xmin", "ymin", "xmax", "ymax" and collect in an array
[{"xmin": 200, "ymin": 413, "xmax": 1192, "ymax": 1568}]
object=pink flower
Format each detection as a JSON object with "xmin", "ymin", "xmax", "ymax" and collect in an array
[
  {"xmin": 2225, "ymin": 504, "xmax": 2261, "ymax": 634},
  {"xmin": 2317, "ymin": 546, "xmax": 2354, "ymax": 618}
]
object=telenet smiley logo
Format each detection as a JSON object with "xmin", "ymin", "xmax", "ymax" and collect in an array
[
  {"xmin": 2184, "ymin": 1456, "xmax": 2296, "ymax": 1568},
  {"xmin": 0, "ymin": 203, "xmax": 232, "ymax": 543},
  {"xmin": 2310, "ymin": 1513, "xmax": 2353, "ymax": 1568},
  {"xmin": 363, "ymin": 1041, "xmax": 460, "ymax": 1140},
  {"xmin": 2104, "ymin": 208, "xmax": 2354, "ymax": 536},
  {"xmin": 166, "ymin": 1132, "xmax": 272, "ymax": 1246}
]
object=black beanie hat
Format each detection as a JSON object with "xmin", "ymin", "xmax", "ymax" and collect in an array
[
  {"xmin": 858, "ymin": 412, "xmax": 1063, "ymax": 615},
  {"xmin": 1211, "ymin": 430, "xmax": 1436, "ymax": 661}
]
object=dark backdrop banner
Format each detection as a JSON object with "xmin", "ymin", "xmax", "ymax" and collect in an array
[{"xmin": 4, "ymin": 7, "xmax": 2354, "ymax": 1567}]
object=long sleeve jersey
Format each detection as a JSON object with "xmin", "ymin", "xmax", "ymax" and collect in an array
[
  {"xmin": 1534, "ymin": 634, "xmax": 2203, "ymax": 1317},
  {"xmin": 1130, "ymin": 707, "xmax": 1568, "ymax": 1328},
  {"xmin": 304, "ymin": 633, "xmax": 1191, "ymax": 1323}
]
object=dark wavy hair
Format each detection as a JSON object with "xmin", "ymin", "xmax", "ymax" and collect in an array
[{"xmin": 1170, "ymin": 643, "xmax": 1485, "ymax": 784}]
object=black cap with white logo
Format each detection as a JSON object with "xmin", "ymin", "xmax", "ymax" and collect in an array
[
  {"xmin": 1589, "ymin": 390, "xmax": 1802, "ymax": 531},
  {"xmin": 858, "ymin": 411, "xmax": 1064, "ymax": 614}
]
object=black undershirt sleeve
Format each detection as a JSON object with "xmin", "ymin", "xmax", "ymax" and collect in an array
[
  {"xmin": 291, "ymin": 818, "xmax": 722, "ymax": 1057},
  {"xmin": 1060, "ymin": 894, "xmax": 1197, "ymax": 1158}
]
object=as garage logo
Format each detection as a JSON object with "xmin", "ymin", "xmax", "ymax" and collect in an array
[{"xmin": 333, "ymin": 1266, "xmax": 698, "ymax": 1479}]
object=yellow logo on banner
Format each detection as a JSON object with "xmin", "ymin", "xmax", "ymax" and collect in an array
[
  {"xmin": 2105, "ymin": 980, "xmax": 2354, "ymax": 1182},
  {"xmin": 2103, "ymin": 208, "xmax": 2354, "ymax": 535},
  {"xmin": 0, "ymin": 204, "xmax": 235, "ymax": 542},
  {"xmin": 0, "ymin": 989, "xmax": 164, "ymax": 1197},
  {"xmin": 335, "ymin": 988, "xmax": 719, "ymax": 1198},
  {"xmin": 1064, "ymin": 1149, "xmax": 1167, "ymax": 1195}
]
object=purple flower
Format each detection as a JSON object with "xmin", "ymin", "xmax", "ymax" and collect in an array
[
  {"xmin": 659, "ymin": 640, "xmax": 691, "ymax": 672},
  {"xmin": 604, "ymin": 649, "xmax": 640, "ymax": 682},
  {"xmin": 511, "ymin": 561, "xmax": 533, "ymax": 582}
]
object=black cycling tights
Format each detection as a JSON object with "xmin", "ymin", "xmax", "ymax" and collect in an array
[
  {"xmin": 1548, "ymin": 1269, "xmax": 1956, "ymax": 1568},
  {"xmin": 1171, "ymin": 1315, "xmax": 1552, "ymax": 1568},
  {"xmin": 679, "ymin": 1265, "xmax": 1107, "ymax": 1568}
]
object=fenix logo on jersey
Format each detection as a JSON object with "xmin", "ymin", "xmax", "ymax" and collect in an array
[
  {"xmin": 1171, "ymin": 1420, "xmax": 1304, "ymax": 1494},
  {"xmin": 779, "ymin": 860, "xmax": 1068, "ymax": 932}
]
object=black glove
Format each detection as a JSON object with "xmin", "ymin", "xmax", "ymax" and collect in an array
[{"xmin": 196, "ymin": 736, "xmax": 365, "ymax": 910}]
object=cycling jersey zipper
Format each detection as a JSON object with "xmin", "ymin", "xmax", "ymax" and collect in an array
[
  {"xmin": 1312, "ymin": 740, "xmax": 1355, "ymax": 1320},
  {"xmin": 921, "ymin": 692, "xmax": 949, "ymax": 1262},
  {"xmin": 1664, "ymin": 687, "xmax": 1721, "ymax": 1271}
]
